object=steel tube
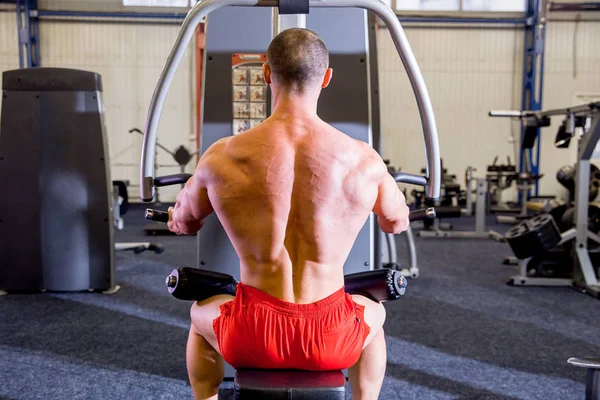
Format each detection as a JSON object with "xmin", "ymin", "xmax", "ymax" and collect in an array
[{"xmin": 140, "ymin": 0, "xmax": 441, "ymax": 201}]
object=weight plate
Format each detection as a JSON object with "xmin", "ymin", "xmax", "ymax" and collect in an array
[
  {"xmin": 543, "ymin": 199, "xmax": 568, "ymax": 230},
  {"xmin": 562, "ymin": 205, "xmax": 600, "ymax": 234},
  {"xmin": 505, "ymin": 213, "xmax": 562, "ymax": 259}
]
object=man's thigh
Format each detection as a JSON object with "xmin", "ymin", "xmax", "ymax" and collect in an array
[
  {"xmin": 190, "ymin": 294, "xmax": 234, "ymax": 355},
  {"xmin": 351, "ymin": 294, "xmax": 386, "ymax": 350}
]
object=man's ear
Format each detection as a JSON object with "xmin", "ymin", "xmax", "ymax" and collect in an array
[
  {"xmin": 262, "ymin": 63, "xmax": 272, "ymax": 85},
  {"xmin": 321, "ymin": 68, "xmax": 333, "ymax": 88}
]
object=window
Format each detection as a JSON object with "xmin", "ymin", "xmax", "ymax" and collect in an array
[
  {"xmin": 394, "ymin": 0, "xmax": 526, "ymax": 12},
  {"xmin": 396, "ymin": 0, "xmax": 459, "ymax": 11},
  {"xmin": 462, "ymin": 0, "xmax": 526, "ymax": 12},
  {"xmin": 123, "ymin": 0, "xmax": 191, "ymax": 6}
]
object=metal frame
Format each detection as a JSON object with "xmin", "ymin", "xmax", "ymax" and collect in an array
[
  {"xmin": 15, "ymin": 0, "xmax": 40, "ymax": 68},
  {"xmin": 519, "ymin": 0, "xmax": 547, "ymax": 196},
  {"xmin": 493, "ymin": 103, "xmax": 600, "ymax": 296},
  {"xmin": 139, "ymin": 0, "xmax": 440, "ymax": 202},
  {"xmin": 382, "ymin": 227, "xmax": 420, "ymax": 279},
  {"xmin": 418, "ymin": 175, "xmax": 505, "ymax": 241},
  {"xmin": 507, "ymin": 228, "xmax": 576, "ymax": 287},
  {"xmin": 574, "ymin": 112, "xmax": 600, "ymax": 293}
]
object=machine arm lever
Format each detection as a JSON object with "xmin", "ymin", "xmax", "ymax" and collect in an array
[{"xmin": 140, "ymin": 0, "xmax": 440, "ymax": 202}]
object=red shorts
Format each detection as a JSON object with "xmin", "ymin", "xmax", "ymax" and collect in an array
[{"xmin": 213, "ymin": 283, "xmax": 371, "ymax": 371}]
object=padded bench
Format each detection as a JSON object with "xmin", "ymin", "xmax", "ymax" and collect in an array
[{"xmin": 234, "ymin": 369, "xmax": 346, "ymax": 400}]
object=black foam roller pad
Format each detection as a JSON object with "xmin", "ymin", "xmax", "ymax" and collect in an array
[
  {"xmin": 344, "ymin": 269, "xmax": 407, "ymax": 302},
  {"xmin": 167, "ymin": 267, "xmax": 406, "ymax": 303}
]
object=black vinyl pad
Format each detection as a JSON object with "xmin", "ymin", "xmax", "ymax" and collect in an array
[{"xmin": 234, "ymin": 369, "xmax": 346, "ymax": 400}]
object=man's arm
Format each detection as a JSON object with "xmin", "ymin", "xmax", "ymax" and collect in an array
[
  {"xmin": 372, "ymin": 165, "xmax": 410, "ymax": 235},
  {"xmin": 167, "ymin": 170, "xmax": 213, "ymax": 235},
  {"xmin": 167, "ymin": 139, "xmax": 228, "ymax": 235}
]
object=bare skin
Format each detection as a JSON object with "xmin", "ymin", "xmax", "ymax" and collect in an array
[{"xmin": 169, "ymin": 64, "xmax": 409, "ymax": 400}]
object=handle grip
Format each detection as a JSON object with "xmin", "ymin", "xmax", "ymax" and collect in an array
[
  {"xmin": 146, "ymin": 209, "xmax": 169, "ymax": 223},
  {"xmin": 488, "ymin": 110, "xmax": 523, "ymax": 118},
  {"xmin": 409, "ymin": 208, "xmax": 435, "ymax": 221},
  {"xmin": 146, "ymin": 207, "xmax": 436, "ymax": 224},
  {"xmin": 390, "ymin": 172, "xmax": 428, "ymax": 186},
  {"xmin": 154, "ymin": 173, "xmax": 192, "ymax": 187}
]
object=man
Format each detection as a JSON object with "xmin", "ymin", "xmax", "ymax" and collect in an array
[{"xmin": 168, "ymin": 28, "xmax": 410, "ymax": 400}]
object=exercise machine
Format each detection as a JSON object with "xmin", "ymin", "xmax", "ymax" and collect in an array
[
  {"xmin": 382, "ymin": 164, "xmax": 434, "ymax": 278},
  {"xmin": 112, "ymin": 127, "xmax": 199, "ymax": 235},
  {"xmin": 0, "ymin": 68, "xmax": 164, "ymax": 296},
  {"xmin": 146, "ymin": 207, "xmax": 434, "ymax": 398},
  {"xmin": 487, "ymin": 156, "xmax": 518, "ymax": 214},
  {"xmin": 113, "ymin": 180, "xmax": 164, "ymax": 255},
  {"xmin": 492, "ymin": 102, "xmax": 600, "ymax": 298},
  {"xmin": 0, "ymin": 68, "xmax": 117, "ymax": 294},
  {"xmin": 139, "ymin": 0, "xmax": 441, "ymax": 394},
  {"xmin": 416, "ymin": 166, "xmax": 504, "ymax": 241}
]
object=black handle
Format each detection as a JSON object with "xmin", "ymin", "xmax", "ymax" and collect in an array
[
  {"xmin": 409, "ymin": 208, "xmax": 436, "ymax": 221},
  {"xmin": 154, "ymin": 173, "xmax": 192, "ymax": 187},
  {"xmin": 145, "ymin": 209, "xmax": 169, "ymax": 223},
  {"xmin": 390, "ymin": 172, "xmax": 428, "ymax": 187},
  {"xmin": 146, "ymin": 207, "xmax": 436, "ymax": 224}
]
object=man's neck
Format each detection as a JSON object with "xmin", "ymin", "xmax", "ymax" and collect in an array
[{"xmin": 271, "ymin": 91, "xmax": 319, "ymax": 118}]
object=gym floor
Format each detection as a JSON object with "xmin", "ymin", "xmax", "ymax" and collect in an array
[{"xmin": 1, "ymin": 206, "xmax": 598, "ymax": 400}]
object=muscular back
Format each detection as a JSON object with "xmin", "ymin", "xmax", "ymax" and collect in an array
[{"xmin": 199, "ymin": 117, "xmax": 384, "ymax": 303}]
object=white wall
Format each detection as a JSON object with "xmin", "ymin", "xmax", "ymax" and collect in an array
[
  {"xmin": 377, "ymin": 20, "xmax": 600, "ymax": 201},
  {"xmin": 378, "ymin": 24, "xmax": 523, "ymax": 198},
  {"xmin": 0, "ymin": 13, "xmax": 196, "ymax": 201},
  {"xmin": 3, "ymin": 9, "xmax": 600, "ymax": 203},
  {"xmin": 39, "ymin": 21, "xmax": 196, "ymax": 201},
  {"xmin": 539, "ymin": 21, "xmax": 600, "ymax": 196}
]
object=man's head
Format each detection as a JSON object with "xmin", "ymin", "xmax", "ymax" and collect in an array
[{"xmin": 264, "ymin": 28, "xmax": 332, "ymax": 94}]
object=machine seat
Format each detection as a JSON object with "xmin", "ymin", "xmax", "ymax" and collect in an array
[{"xmin": 234, "ymin": 369, "xmax": 346, "ymax": 400}]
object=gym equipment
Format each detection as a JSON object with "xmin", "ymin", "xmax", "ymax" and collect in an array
[
  {"xmin": 235, "ymin": 369, "xmax": 345, "ymax": 400},
  {"xmin": 492, "ymin": 102, "xmax": 600, "ymax": 297},
  {"xmin": 557, "ymin": 164, "xmax": 600, "ymax": 203},
  {"xmin": 541, "ymin": 199, "xmax": 569, "ymax": 230},
  {"xmin": 416, "ymin": 167, "xmax": 504, "ymax": 241},
  {"xmin": 152, "ymin": 207, "xmax": 432, "ymax": 399},
  {"xmin": 164, "ymin": 266, "xmax": 408, "ymax": 303},
  {"xmin": 504, "ymin": 214, "xmax": 562, "ymax": 259},
  {"xmin": 568, "ymin": 357, "xmax": 600, "ymax": 400},
  {"xmin": 561, "ymin": 204, "xmax": 600, "ymax": 235},
  {"xmin": 163, "ymin": 266, "xmax": 407, "ymax": 400},
  {"xmin": 139, "ymin": 0, "xmax": 441, "ymax": 388},
  {"xmin": 139, "ymin": 3, "xmax": 440, "ymax": 274},
  {"xmin": 113, "ymin": 181, "xmax": 164, "ymax": 255},
  {"xmin": 382, "ymin": 164, "xmax": 436, "ymax": 278},
  {"xmin": 124, "ymin": 128, "xmax": 198, "ymax": 235},
  {"xmin": 413, "ymin": 159, "xmax": 463, "ymax": 211},
  {"xmin": 486, "ymin": 156, "xmax": 518, "ymax": 213},
  {"xmin": 129, "ymin": 128, "xmax": 198, "ymax": 176},
  {"xmin": 0, "ymin": 68, "xmax": 117, "ymax": 293},
  {"xmin": 139, "ymin": 1, "xmax": 441, "ymax": 203}
]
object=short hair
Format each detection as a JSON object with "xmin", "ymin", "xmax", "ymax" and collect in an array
[{"xmin": 266, "ymin": 28, "xmax": 329, "ymax": 93}]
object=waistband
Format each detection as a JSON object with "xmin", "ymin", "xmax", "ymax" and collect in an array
[{"xmin": 237, "ymin": 283, "xmax": 347, "ymax": 317}]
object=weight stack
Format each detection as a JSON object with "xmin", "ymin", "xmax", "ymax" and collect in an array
[{"xmin": 0, "ymin": 68, "xmax": 115, "ymax": 292}]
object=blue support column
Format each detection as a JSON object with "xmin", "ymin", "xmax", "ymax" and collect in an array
[
  {"xmin": 15, "ymin": 0, "xmax": 40, "ymax": 68},
  {"xmin": 520, "ymin": 0, "xmax": 547, "ymax": 196}
]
